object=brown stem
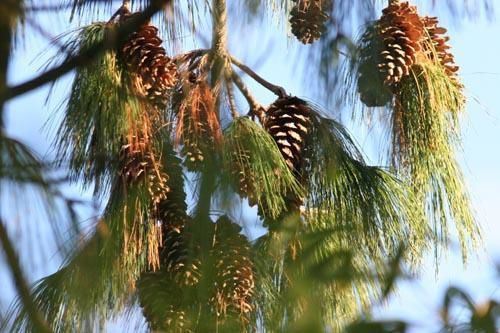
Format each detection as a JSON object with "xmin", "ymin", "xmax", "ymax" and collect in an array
[
  {"xmin": 232, "ymin": 73, "xmax": 265, "ymax": 123},
  {"xmin": 230, "ymin": 56, "xmax": 287, "ymax": 98},
  {"xmin": 0, "ymin": 221, "xmax": 51, "ymax": 333}
]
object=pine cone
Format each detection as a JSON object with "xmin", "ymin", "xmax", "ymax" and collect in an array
[
  {"xmin": 175, "ymin": 80, "xmax": 222, "ymax": 171},
  {"xmin": 228, "ymin": 149, "xmax": 258, "ymax": 206},
  {"xmin": 156, "ymin": 151, "xmax": 201, "ymax": 286},
  {"xmin": 211, "ymin": 217, "xmax": 255, "ymax": 319},
  {"xmin": 378, "ymin": 1, "xmax": 424, "ymax": 86},
  {"xmin": 136, "ymin": 272, "xmax": 192, "ymax": 332},
  {"xmin": 357, "ymin": 23, "xmax": 394, "ymax": 107},
  {"xmin": 159, "ymin": 219, "xmax": 201, "ymax": 286},
  {"xmin": 119, "ymin": 10, "xmax": 177, "ymax": 109},
  {"xmin": 422, "ymin": 16, "xmax": 459, "ymax": 80},
  {"xmin": 264, "ymin": 97, "xmax": 312, "ymax": 175},
  {"xmin": 289, "ymin": 0, "xmax": 329, "ymax": 44},
  {"xmin": 118, "ymin": 137, "xmax": 170, "ymax": 204}
]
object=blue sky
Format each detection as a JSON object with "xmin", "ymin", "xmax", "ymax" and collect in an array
[{"xmin": 1, "ymin": 2, "xmax": 500, "ymax": 332}]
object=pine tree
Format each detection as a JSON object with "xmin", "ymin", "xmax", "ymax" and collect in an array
[{"xmin": 0, "ymin": 0, "xmax": 487, "ymax": 332}]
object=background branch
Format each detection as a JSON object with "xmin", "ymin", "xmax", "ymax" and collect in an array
[{"xmin": 0, "ymin": 221, "xmax": 51, "ymax": 333}]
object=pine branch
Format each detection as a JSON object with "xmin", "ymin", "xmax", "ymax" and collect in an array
[
  {"xmin": 0, "ymin": 0, "xmax": 172, "ymax": 104},
  {"xmin": 231, "ymin": 73, "xmax": 263, "ymax": 116},
  {"xmin": 230, "ymin": 56, "xmax": 287, "ymax": 97},
  {"xmin": 0, "ymin": 221, "xmax": 51, "ymax": 333}
]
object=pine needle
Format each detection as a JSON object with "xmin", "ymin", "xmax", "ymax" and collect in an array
[
  {"xmin": 222, "ymin": 117, "xmax": 304, "ymax": 219},
  {"xmin": 53, "ymin": 22, "xmax": 152, "ymax": 198},
  {"xmin": 393, "ymin": 61, "xmax": 479, "ymax": 261},
  {"xmin": 302, "ymin": 107, "xmax": 428, "ymax": 264},
  {"xmin": 0, "ymin": 133, "xmax": 79, "ymax": 255},
  {"xmin": 251, "ymin": 105, "xmax": 430, "ymax": 331}
]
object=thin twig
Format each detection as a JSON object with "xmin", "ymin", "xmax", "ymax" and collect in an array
[
  {"xmin": 1, "ymin": 0, "xmax": 172, "ymax": 103},
  {"xmin": 232, "ymin": 73, "xmax": 265, "ymax": 123},
  {"xmin": 230, "ymin": 56, "xmax": 287, "ymax": 98},
  {"xmin": 0, "ymin": 221, "xmax": 51, "ymax": 333}
]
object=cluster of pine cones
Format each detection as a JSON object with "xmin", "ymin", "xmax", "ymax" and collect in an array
[
  {"xmin": 108, "ymin": 1, "xmax": 462, "ymax": 330},
  {"xmin": 357, "ymin": 1, "xmax": 459, "ymax": 107},
  {"xmin": 114, "ymin": 8, "xmax": 255, "ymax": 331}
]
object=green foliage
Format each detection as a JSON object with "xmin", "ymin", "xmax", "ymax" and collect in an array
[
  {"xmin": 54, "ymin": 22, "xmax": 146, "ymax": 197},
  {"xmin": 253, "ymin": 215, "xmax": 411, "ymax": 332},
  {"xmin": 7, "ymin": 176, "xmax": 156, "ymax": 332},
  {"xmin": 344, "ymin": 11, "xmax": 479, "ymax": 262},
  {"xmin": 249, "ymin": 103, "xmax": 429, "ymax": 331},
  {"xmin": 222, "ymin": 117, "xmax": 303, "ymax": 219},
  {"xmin": 394, "ymin": 61, "xmax": 478, "ymax": 260},
  {"xmin": 302, "ymin": 106, "xmax": 429, "ymax": 265}
]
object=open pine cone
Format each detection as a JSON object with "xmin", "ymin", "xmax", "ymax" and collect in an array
[
  {"xmin": 119, "ymin": 10, "xmax": 177, "ymax": 109},
  {"xmin": 378, "ymin": 1, "xmax": 424, "ymax": 86},
  {"xmin": 422, "ymin": 16, "xmax": 459, "ymax": 80},
  {"xmin": 264, "ymin": 97, "xmax": 312, "ymax": 174},
  {"xmin": 357, "ymin": 23, "xmax": 394, "ymax": 107},
  {"xmin": 211, "ymin": 217, "xmax": 255, "ymax": 318},
  {"xmin": 118, "ymin": 136, "xmax": 170, "ymax": 205},
  {"xmin": 136, "ymin": 272, "xmax": 192, "ymax": 332},
  {"xmin": 155, "ymin": 152, "xmax": 201, "ymax": 286},
  {"xmin": 289, "ymin": 0, "xmax": 329, "ymax": 44}
]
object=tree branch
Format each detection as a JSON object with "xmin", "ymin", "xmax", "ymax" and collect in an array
[
  {"xmin": 0, "ymin": 221, "xmax": 51, "ymax": 333},
  {"xmin": 230, "ymin": 56, "xmax": 287, "ymax": 98},
  {"xmin": 0, "ymin": 0, "xmax": 172, "ymax": 104},
  {"xmin": 231, "ymin": 73, "xmax": 266, "ymax": 123}
]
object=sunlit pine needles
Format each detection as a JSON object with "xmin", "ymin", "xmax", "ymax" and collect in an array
[
  {"xmin": 222, "ymin": 117, "xmax": 303, "ymax": 219},
  {"xmin": 393, "ymin": 60, "xmax": 479, "ymax": 260}
]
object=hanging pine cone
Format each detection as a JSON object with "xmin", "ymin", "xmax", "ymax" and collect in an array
[
  {"xmin": 289, "ymin": 0, "xmax": 329, "ymax": 44},
  {"xmin": 378, "ymin": 1, "xmax": 424, "ymax": 86},
  {"xmin": 136, "ymin": 272, "xmax": 192, "ymax": 333},
  {"xmin": 357, "ymin": 23, "xmax": 394, "ymax": 107},
  {"xmin": 118, "ymin": 136, "xmax": 170, "ymax": 205},
  {"xmin": 159, "ymin": 219, "xmax": 201, "ymax": 286},
  {"xmin": 264, "ymin": 97, "xmax": 312, "ymax": 175},
  {"xmin": 119, "ymin": 9, "xmax": 177, "ymax": 109},
  {"xmin": 228, "ymin": 149, "xmax": 258, "ymax": 206},
  {"xmin": 156, "ymin": 151, "xmax": 201, "ymax": 286},
  {"xmin": 422, "ymin": 16, "xmax": 459, "ymax": 80},
  {"xmin": 211, "ymin": 216, "xmax": 255, "ymax": 319},
  {"xmin": 175, "ymin": 80, "xmax": 222, "ymax": 171}
]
